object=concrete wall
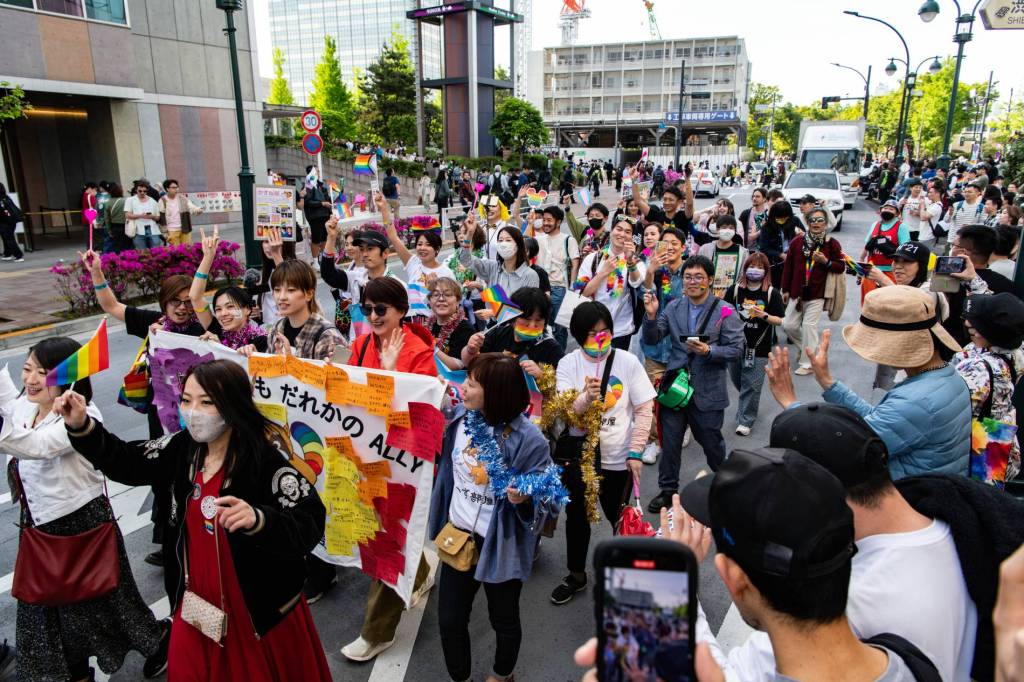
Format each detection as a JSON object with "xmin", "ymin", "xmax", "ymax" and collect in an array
[{"xmin": 266, "ymin": 147, "xmax": 421, "ymax": 202}]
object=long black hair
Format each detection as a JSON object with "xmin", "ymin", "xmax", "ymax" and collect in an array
[
  {"xmin": 27, "ymin": 337, "xmax": 93, "ymax": 402},
  {"xmin": 182, "ymin": 360, "xmax": 270, "ymax": 476}
]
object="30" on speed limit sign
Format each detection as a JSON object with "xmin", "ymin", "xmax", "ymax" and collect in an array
[{"xmin": 300, "ymin": 110, "xmax": 321, "ymax": 132}]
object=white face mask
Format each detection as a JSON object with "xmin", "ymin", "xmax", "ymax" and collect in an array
[
  {"xmin": 718, "ymin": 229, "xmax": 735, "ymax": 242},
  {"xmin": 496, "ymin": 242, "xmax": 517, "ymax": 260},
  {"xmin": 182, "ymin": 408, "xmax": 228, "ymax": 443}
]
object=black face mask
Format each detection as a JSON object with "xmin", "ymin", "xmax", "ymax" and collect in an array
[
  {"xmin": 588, "ymin": 217, "xmax": 605, "ymax": 230},
  {"xmin": 880, "ymin": 211, "xmax": 897, "ymax": 222}
]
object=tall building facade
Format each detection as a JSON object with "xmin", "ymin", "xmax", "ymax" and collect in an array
[
  {"xmin": 527, "ymin": 36, "xmax": 750, "ymax": 147},
  {"xmin": 0, "ymin": 0, "xmax": 266, "ymax": 248},
  {"xmin": 268, "ymin": 0, "xmax": 443, "ymax": 104}
]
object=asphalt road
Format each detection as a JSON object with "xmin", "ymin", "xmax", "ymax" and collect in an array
[{"xmin": 0, "ymin": 185, "xmax": 885, "ymax": 681}]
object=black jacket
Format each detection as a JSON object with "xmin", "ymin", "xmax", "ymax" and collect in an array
[
  {"xmin": 68, "ymin": 420, "xmax": 326, "ymax": 637},
  {"xmin": 897, "ymin": 474, "xmax": 1024, "ymax": 682}
]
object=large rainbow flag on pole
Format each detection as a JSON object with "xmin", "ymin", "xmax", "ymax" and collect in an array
[
  {"xmin": 354, "ymin": 154, "xmax": 378, "ymax": 176},
  {"xmin": 480, "ymin": 285, "xmax": 523, "ymax": 325},
  {"xmin": 46, "ymin": 318, "xmax": 109, "ymax": 386}
]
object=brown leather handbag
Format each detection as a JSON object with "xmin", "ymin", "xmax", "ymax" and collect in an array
[{"xmin": 10, "ymin": 462, "xmax": 120, "ymax": 607}]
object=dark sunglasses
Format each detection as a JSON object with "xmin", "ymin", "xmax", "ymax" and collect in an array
[
  {"xmin": 807, "ymin": 216, "xmax": 827, "ymax": 225},
  {"xmin": 360, "ymin": 303, "xmax": 392, "ymax": 317}
]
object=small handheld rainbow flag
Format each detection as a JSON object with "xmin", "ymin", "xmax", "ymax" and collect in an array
[
  {"xmin": 336, "ymin": 201, "xmax": 354, "ymax": 218},
  {"xmin": 574, "ymin": 187, "xmax": 593, "ymax": 208},
  {"xmin": 46, "ymin": 318, "xmax": 109, "ymax": 386},
  {"xmin": 842, "ymin": 254, "xmax": 867, "ymax": 277},
  {"xmin": 354, "ymin": 154, "xmax": 377, "ymax": 176},
  {"xmin": 480, "ymin": 285, "xmax": 523, "ymax": 325},
  {"xmin": 520, "ymin": 357, "xmax": 544, "ymax": 423}
]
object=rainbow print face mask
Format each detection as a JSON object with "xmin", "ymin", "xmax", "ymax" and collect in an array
[
  {"xmin": 514, "ymin": 320, "xmax": 544, "ymax": 343},
  {"xmin": 583, "ymin": 330, "xmax": 612, "ymax": 359}
]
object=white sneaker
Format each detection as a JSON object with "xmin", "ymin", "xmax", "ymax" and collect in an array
[
  {"xmin": 642, "ymin": 443, "xmax": 660, "ymax": 464},
  {"xmin": 13, "ymin": 258, "xmax": 23, "ymax": 263},
  {"xmin": 682, "ymin": 430, "xmax": 691, "ymax": 448},
  {"xmin": 341, "ymin": 636, "xmax": 395, "ymax": 662},
  {"xmin": 0, "ymin": 256, "xmax": 13, "ymax": 261},
  {"xmin": 735, "ymin": 425, "xmax": 751, "ymax": 436},
  {"xmin": 410, "ymin": 566, "xmax": 436, "ymax": 609},
  {"xmin": 795, "ymin": 365, "xmax": 814, "ymax": 376}
]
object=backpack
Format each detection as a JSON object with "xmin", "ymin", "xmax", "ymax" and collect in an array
[
  {"xmin": 861, "ymin": 633, "xmax": 941, "ymax": 682},
  {"xmin": 0, "ymin": 196, "xmax": 22, "ymax": 225},
  {"xmin": 382, "ymin": 175, "xmax": 399, "ymax": 197}
]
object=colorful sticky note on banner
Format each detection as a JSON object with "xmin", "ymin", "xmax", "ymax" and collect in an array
[
  {"xmin": 384, "ymin": 401, "xmax": 444, "ymax": 463},
  {"xmin": 325, "ymin": 368, "xmax": 350, "ymax": 404},
  {"xmin": 286, "ymin": 355, "xmax": 326, "ymax": 389},
  {"xmin": 386, "ymin": 482, "xmax": 417, "ymax": 520},
  {"xmin": 366, "ymin": 374, "xmax": 394, "ymax": 416},
  {"xmin": 386, "ymin": 411, "xmax": 412, "ymax": 429},
  {"xmin": 358, "ymin": 477, "xmax": 388, "ymax": 506},
  {"xmin": 359, "ymin": 460, "xmax": 392, "ymax": 479},
  {"xmin": 248, "ymin": 354, "xmax": 286, "ymax": 378},
  {"xmin": 255, "ymin": 402, "xmax": 288, "ymax": 424}
]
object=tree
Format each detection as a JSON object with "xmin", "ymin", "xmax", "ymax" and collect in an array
[
  {"xmin": 424, "ymin": 92, "xmax": 444, "ymax": 149},
  {"xmin": 0, "ymin": 81, "xmax": 29, "ymax": 127},
  {"xmin": 494, "ymin": 65, "xmax": 511, "ymax": 109},
  {"xmin": 365, "ymin": 29, "xmax": 417, "ymax": 145},
  {"xmin": 988, "ymin": 100, "xmax": 1024, "ymax": 148},
  {"xmin": 268, "ymin": 47, "xmax": 294, "ymax": 106},
  {"xmin": 490, "ymin": 97, "xmax": 548, "ymax": 163},
  {"xmin": 309, "ymin": 36, "xmax": 355, "ymax": 143}
]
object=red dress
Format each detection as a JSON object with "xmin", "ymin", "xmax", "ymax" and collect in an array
[{"xmin": 167, "ymin": 468, "xmax": 331, "ymax": 682}]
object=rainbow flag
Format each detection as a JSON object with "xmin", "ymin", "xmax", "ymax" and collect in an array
[
  {"xmin": 337, "ymin": 201, "xmax": 354, "ymax": 218},
  {"xmin": 349, "ymin": 302, "xmax": 372, "ymax": 338},
  {"xmin": 354, "ymin": 154, "xmax": 377, "ymax": 176},
  {"xmin": 46, "ymin": 318, "xmax": 109, "ymax": 386},
  {"xmin": 842, "ymin": 254, "xmax": 867, "ymax": 277},
  {"xmin": 480, "ymin": 285, "xmax": 523, "ymax": 325},
  {"xmin": 435, "ymin": 352, "xmax": 467, "ymax": 386},
  {"xmin": 522, "ymin": 363, "xmax": 544, "ymax": 423}
]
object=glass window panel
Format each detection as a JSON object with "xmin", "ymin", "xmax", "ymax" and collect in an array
[
  {"xmin": 0, "ymin": 0, "xmax": 34, "ymax": 9},
  {"xmin": 85, "ymin": 0, "xmax": 127, "ymax": 24},
  {"xmin": 38, "ymin": 0, "xmax": 84, "ymax": 16}
]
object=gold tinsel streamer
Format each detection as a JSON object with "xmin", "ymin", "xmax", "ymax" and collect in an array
[{"xmin": 539, "ymin": 387, "xmax": 604, "ymax": 523}]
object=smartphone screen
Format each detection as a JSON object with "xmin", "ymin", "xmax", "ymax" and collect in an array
[
  {"xmin": 935, "ymin": 256, "xmax": 966, "ymax": 274},
  {"xmin": 595, "ymin": 538, "xmax": 696, "ymax": 682}
]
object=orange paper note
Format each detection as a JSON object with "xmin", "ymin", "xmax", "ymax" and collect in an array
[
  {"xmin": 248, "ymin": 354, "xmax": 286, "ymax": 378},
  {"xmin": 359, "ymin": 461, "xmax": 392, "ymax": 479},
  {"xmin": 286, "ymin": 355, "xmax": 327, "ymax": 389},
  {"xmin": 358, "ymin": 477, "xmax": 388, "ymax": 506},
  {"xmin": 366, "ymin": 374, "xmax": 394, "ymax": 417},
  {"xmin": 386, "ymin": 411, "xmax": 411, "ymax": 429},
  {"xmin": 326, "ymin": 375, "xmax": 349, "ymax": 404}
]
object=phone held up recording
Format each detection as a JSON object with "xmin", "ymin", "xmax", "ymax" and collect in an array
[{"xmin": 594, "ymin": 537, "xmax": 698, "ymax": 682}]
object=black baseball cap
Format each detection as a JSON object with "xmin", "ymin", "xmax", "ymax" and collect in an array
[
  {"xmin": 680, "ymin": 448, "xmax": 856, "ymax": 579},
  {"xmin": 352, "ymin": 230, "xmax": 389, "ymax": 250},
  {"xmin": 890, "ymin": 241, "xmax": 931, "ymax": 267},
  {"xmin": 769, "ymin": 403, "xmax": 889, "ymax": 488},
  {"xmin": 799, "ymin": 194, "xmax": 817, "ymax": 204}
]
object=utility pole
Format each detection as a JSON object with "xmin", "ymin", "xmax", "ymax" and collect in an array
[
  {"xmin": 673, "ymin": 58, "xmax": 686, "ymax": 170},
  {"xmin": 766, "ymin": 96, "xmax": 777, "ymax": 162},
  {"xmin": 864, "ymin": 65, "xmax": 872, "ymax": 119},
  {"xmin": 979, "ymin": 70, "xmax": 995, "ymax": 153}
]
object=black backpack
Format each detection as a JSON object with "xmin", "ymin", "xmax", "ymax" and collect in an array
[{"xmin": 861, "ymin": 633, "xmax": 941, "ymax": 682}]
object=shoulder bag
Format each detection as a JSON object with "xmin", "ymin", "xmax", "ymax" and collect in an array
[
  {"xmin": 180, "ymin": 475, "xmax": 228, "ymax": 644},
  {"xmin": 657, "ymin": 298, "xmax": 720, "ymax": 410},
  {"xmin": 10, "ymin": 462, "xmax": 120, "ymax": 607}
]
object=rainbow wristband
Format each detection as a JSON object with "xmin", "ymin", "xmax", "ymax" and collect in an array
[
  {"xmin": 93, "ymin": 282, "xmax": 108, "ymax": 291},
  {"xmin": 195, "ymin": 271, "xmax": 209, "ymax": 280}
]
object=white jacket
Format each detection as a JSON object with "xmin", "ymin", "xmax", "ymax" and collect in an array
[{"xmin": 0, "ymin": 366, "xmax": 105, "ymax": 525}]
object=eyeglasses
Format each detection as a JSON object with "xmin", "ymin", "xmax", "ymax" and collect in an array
[
  {"xmin": 168, "ymin": 298, "xmax": 193, "ymax": 309},
  {"xmin": 429, "ymin": 292, "xmax": 457, "ymax": 300},
  {"xmin": 683, "ymin": 275, "xmax": 707, "ymax": 282},
  {"xmin": 616, "ymin": 216, "xmax": 638, "ymax": 226},
  {"xmin": 360, "ymin": 303, "xmax": 393, "ymax": 317},
  {"xmin": 807, "ymin": 217, "xmax": 827, "ymax": 225}
]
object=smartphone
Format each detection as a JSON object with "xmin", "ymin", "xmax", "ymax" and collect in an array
[
  {"xmin": 930, "ymin": 273, "xmax": 961, "ymax": 293},
  {"xmin": 594, "ymin": 537, "xmax": 697, "ymax": 682},
  {"xmin": 682, "ymin": 335, "xmax": 710, "ymax": 343},
  {"xmin": 935, "ymin": 256, "xmax": 967, "ymax": 274}
]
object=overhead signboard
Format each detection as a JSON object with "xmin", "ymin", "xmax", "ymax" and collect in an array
[
  {"xmin": 407, "ymin": 2, "xmax": 469, "ymax": 19},
  {"xmin": 665, "ymin": 110, "xmax": 739, "ymax": 123},
  {"xmin": 980, "ymin": 0, "xmax": 1024, "ymax": 29}
]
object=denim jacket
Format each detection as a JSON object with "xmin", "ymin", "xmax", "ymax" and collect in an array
[{"xmin": 428, "ymin": 406, "xmax": 560, "ymax": 583}]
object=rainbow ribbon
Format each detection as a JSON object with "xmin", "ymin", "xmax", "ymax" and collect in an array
[{"xmin": 46, "ymin": 318, "xmax": 109, "ymax": 386}]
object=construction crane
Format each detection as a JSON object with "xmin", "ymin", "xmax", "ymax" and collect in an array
[
  {"xmin": 559, "ymin": 0, "xmax": 591, "ymax": 45},
  {"xmin": 642, "ymin": 0, "xmax": 661, "ymax": 39}
]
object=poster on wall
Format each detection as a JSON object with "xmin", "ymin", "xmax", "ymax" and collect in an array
[
  {"xmin": 185, "ymin": 191, "xmax": 243, "ymax": 213},
  {"xmin": 147, "ymin": 331, "xmax": 447, "ymax": 606},
  {"xmin": 253, "ymin": 184, "xmax": 297, "ymax": 241}
]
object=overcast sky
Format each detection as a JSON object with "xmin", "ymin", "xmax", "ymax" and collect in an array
[{"xmin": 255, "ymin": 0, "xmax": 1022, "ymax": 111}]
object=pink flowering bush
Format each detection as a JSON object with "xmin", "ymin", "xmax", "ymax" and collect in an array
[{"xmin": 50, "ymin": 242, "xmax": 244, "ymax": 317}]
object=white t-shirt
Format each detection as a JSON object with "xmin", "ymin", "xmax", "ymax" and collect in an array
[
  {"xmin": 447, "ymin": 420, "xmax": 495, "ymax": 537},
  {"xmin": 125, "ymin": 195, "xmax": 159, "ymax": 235},
  {"xmin": 918, "ymin": 200, "xmax": 943, "ymax": 242},
  {"xmin": 535, "ymin": 229, "xmax": 580, "ymax": 289},
  {"xmin": 577, "ymin": 251, "xmax": 647, "ymax": 338},
  {"xmin": 717, "ymin": 520, "xmax": 977, "ymax": 682},
  {"xmin": 900, "ymin": 194, "xmax": 925, "ymax": 232},
  {"xmin": 404, "ymin": 254, "xmax": 455, "ymax": 289},
  {"xmin": 556, "ymin": 349, "xmax": 656, "ymax": 470}
]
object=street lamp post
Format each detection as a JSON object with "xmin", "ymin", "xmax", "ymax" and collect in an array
[
  {"xmin": 216, "ymin": 0, "xmax": 258, "ymax": 267},
  {"xmin": 886, "ymin": 55, "xmax": 942, "ymax": 162},
  {"xmin": 918, "ymin": 0, "xmax": 985, "ymax": 171},
  {"xmin": 830, "ymin": 62, "xmax": 872, "ymax": 119},
  {"xmin": 844, "ymin": 10, "xmax": 912, "ymax": 164}
]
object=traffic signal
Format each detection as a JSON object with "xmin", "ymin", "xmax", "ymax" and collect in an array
[{"xmin": 821, "ymin": 96, "xmax": 841, "ymax": 109}]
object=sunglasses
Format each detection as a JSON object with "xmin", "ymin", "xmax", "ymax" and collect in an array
[
  {"xmin": 359, "ymin": 303, "xmax": 393, "ymax": 317},
  {"xmin": 168, "ymin": 298, "xmax": 193, "ymax": 309},
  {"xmin": 807, "ymin": 217, "xmax": 827, "ymax": 225}
]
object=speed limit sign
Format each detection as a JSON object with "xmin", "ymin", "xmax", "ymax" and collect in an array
[{"xmin": 300, "ymin": 110, "xmax": 321, "ymax": 133}]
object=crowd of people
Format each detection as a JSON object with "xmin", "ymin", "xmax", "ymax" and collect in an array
[{"xmin": 4, "ymin": 143, "xmax": 1024, "ymax": 682}]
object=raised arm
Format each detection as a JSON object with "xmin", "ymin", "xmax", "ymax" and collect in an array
[
  {"xmin": 80, "ymin": 249, "xmax": 126, "ymax": 321},
  {"xmin": 681, "ymin": 177, "xmax": 695, "ymax": 219},
  {"xmin": 189, "ymin": 226, "xmax": 220, "ymax": 329},
  {"xmin": 377, "ymin": 192, "xmax": 412, "ymax": 265}
]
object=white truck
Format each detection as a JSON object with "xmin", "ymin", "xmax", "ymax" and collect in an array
[{"xmin": 797, "ymin": 120, "xmax": 866, "ymax": 209}]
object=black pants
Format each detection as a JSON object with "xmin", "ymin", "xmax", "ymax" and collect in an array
[
  {"xmin": 438, "ymin": 562, "xmax": 523, "ymax": 681},
  {"xmin": 110, "ymin": 223, "xmax": 133, "ymax": 253},
  {"xmin": 0, "ymin": 223, "xmax": 22, "ymax": 259},
  {"xmin": 561, "ymin": 455, "xmax": 630, "ymax": 573}
]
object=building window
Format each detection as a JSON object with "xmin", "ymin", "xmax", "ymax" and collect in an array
[
  {"xmin": 0, "ymin": 0, "xmax": 34, "ymax": 8},
  {"xmin": 85, "ymin": 0, "xmax": 126, "ymax": 24},
  {"xmin": 37, "ymin": 0, "xmax": 83, "ymax": 16}
]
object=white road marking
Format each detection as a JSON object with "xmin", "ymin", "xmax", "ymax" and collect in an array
[{"xmin": 367, "ymin": 550, "xmax": 439, "ymax": 682}]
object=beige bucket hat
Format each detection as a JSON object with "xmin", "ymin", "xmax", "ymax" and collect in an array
[{"xmin": 843, "ymin": 285, "xmax": 961, "ymax": 367}]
